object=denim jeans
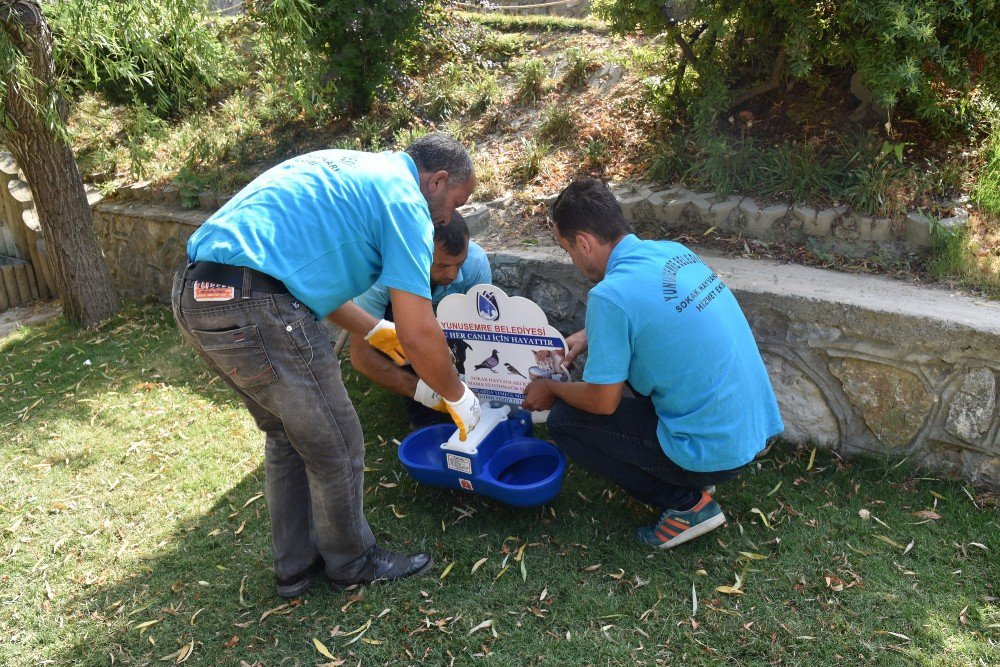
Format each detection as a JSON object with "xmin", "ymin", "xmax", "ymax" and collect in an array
[
  {"xmin": 170, "ymin": 267, "xmax": 375, "ymax": 581},
  {"xmin": 547, "ymin": 395, "xmax": 745, "ymax": 510}
]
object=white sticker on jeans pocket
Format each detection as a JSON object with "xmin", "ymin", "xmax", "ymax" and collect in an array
[{"xmin": 446, "ymin": 454, "xmax": 472, "ymax": 475}]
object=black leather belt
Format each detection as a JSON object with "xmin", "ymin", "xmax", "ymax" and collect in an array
[{"xmin": 186, "ymin": 261, "xmax": 289, "ymax": 294}]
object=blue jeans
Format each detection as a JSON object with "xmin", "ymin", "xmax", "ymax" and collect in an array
[
  {"xmin": 171, "ymin": 267, "xmax": 375, "ymax": 581},
  {"xmin": 547, "ymin": 396, "xmax": 745, "ymax": 510}
]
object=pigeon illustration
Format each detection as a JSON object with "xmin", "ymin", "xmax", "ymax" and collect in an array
[
  {"xmin": 504, "ymin": 363, "xmax": 527, "ymax": 378},
  {"xmin": 474, "ymin": 349, "xmax": 500, "ymax": 373}
]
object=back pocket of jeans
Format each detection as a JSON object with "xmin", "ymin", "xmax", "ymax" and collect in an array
[{"xmin": 191, "ymin": 324, "xmax": 278, "ymax": 395}]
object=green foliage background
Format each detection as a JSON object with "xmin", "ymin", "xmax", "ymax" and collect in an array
[{"xmin": 595, "ymin": 0, "xmax": 1000, "ymax": 133}]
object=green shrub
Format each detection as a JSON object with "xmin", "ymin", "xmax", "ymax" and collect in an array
[
  {"xmin": 422, "ymin": 63, "xmax": 469, "ymax": 121},
  {"xmin": 596, "ymin": 0, "xmax": 1000, "ymax": 134},
  {"xmin": 307, "ymin": 0, "xmax": 438, "ymax": 113},
  {"xmin": 539, "ymin": 104, "xmax": 576, "ymax": 144},
  {"xmin": 562, "ymin": 47, "xmax": 593, "ymax": 90},
  {"xmin": 515, "ymin": 58, "xmax": 548, "ymax": 105},
  {"xmin": 467, "ymin": 73, "xmax": 501, "ymax": 116},
  {"xmin": 582, "ymin": 136, "xmax": 609, "ymax": 170},
  {"xmin": 512, "ymin": 138, "xmax": 550, "ymax": 182},
  {"xmin": 49, "ymin": 0, "xmax": 236, "ymax": 118}
]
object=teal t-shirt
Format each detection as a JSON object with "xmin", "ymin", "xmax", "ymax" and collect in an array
[
  {"xmin": 582, "ymin": 234, "xmax": 783, "ymax": 472},
  {"xmin": 186, "ymin": 150, "xmax": 434, "ymax": 318},
  {"xmin": 354, "ymin": 241, "xmax": 492, "ymax": 318}
]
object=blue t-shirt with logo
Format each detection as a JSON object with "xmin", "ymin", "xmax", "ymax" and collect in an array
[
  {"xmin": 583, "ymin": 234, "xmax": 783, "ymax": 472},
  {"xmin": 354, "ymin": 241, "xmax": 492, "ymax": 319},
  {"xmin": 186, "ymin": 150, "xmax": 433, "ymax": 318}
]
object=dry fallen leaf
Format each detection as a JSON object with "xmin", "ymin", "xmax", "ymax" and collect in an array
[
  {"xmin": 469, "ymin": 619, "xmax": 493, "ymax": 635},
  {"xmin": 912, "ymin": 510, "xmax": 942, "ymax": 520},
  {"xmin": 583, "ymin": 563, "xmax": 602, "ymax": 572},
  {"xmin": 471, "ymin": 557, "xmax": 488, "ymax": 574},
  {"xmin": 313, "ymin": 637, "xmax": 336, "ymax": 660}
]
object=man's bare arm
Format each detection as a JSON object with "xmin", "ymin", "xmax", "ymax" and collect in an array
[
  {"xmin": 522, "ymin": 378, "xmax": 624, "ymax": 415},
  {"xmin": 349, "ymin": 332, "xmax": 419, "ymax": 397},
  {"xmin": 389, "ymin": 289, "xmax": 464, "ymax": 402}
]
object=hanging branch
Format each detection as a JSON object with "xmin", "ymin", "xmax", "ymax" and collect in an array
[{"xmin": 728, "ymin": 48, "xmax": 787, "ymax": 110}]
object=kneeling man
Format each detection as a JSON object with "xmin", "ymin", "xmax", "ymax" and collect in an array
[
  {"xmin": 523, "ymin": 177, "xmax": 783, "ymax": 549},
  {"xmin": 350, "ymin": 212, "xmax": 492, "ymax": 428}
]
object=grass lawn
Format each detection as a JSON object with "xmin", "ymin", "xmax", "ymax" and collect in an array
[{"xmin": 1, "ymin": 301, "xmax": 998, "ymax": 665}]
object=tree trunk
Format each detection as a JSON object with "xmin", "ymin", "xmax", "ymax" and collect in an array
[{"xmin": 0, "ymin": 0, "xmax": 119, "ymax": 326}]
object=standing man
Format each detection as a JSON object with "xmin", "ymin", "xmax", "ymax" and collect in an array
[
  {"xmin": 349, "ymin": 211, "xmax": 492, "ymax": 428},
  {"xmin": 522, "ymin": 177, "xmax": 782, "ymax": 549},
  {"xmin": 171, "ymin": 134, "xmax": 482, "ymax": 598}
]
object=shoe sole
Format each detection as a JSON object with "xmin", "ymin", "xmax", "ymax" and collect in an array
[
  {"xmin": 330, "ymin": 556, "xmax": 435, "ymax": 589},
  {"xmin": 658, "ymin": 511, "xmax": 726, "ymax": 550},
  {"xmin": 276, "ymin": 575, "xmax": 319, "ymax": 599}
]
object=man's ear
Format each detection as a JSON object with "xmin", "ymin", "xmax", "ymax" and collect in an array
[
  {"xmin": 574, "ymin": 231, "xmax": 597, "ymax": 256},
  {"xmin": 427, "ymin": 169, "xmax": 449, "ymax": 195}
]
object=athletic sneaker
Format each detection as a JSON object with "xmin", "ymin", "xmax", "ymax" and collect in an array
[
  {"xmin": 635, "ymin": 491, "xmax": 726, "ymax": 549},
  {"xmin": 702, "ymin": 485, "xmax": 716, "ymax": 497},
  {"xmin": 329, "ymin": 544, "xmax": 433, "ymax": 588}
]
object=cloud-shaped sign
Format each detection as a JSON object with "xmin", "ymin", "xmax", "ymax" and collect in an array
[{"xmin": 437, "ymin": 284, "xmax": 570, "ymax": 421}]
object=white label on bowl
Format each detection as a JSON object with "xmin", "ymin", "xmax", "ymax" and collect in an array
[{"xmin": 446, "ymin": 454, "xmax": 472, "ymax": 474}]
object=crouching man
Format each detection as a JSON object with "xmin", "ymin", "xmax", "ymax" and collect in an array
[
  {"xmin": 522, "ymin": 177, "xmax": 783, "ymax": 549},
  {"xmin": 349, "ymin": 211, "xmax": 492, "ymax": 428}
]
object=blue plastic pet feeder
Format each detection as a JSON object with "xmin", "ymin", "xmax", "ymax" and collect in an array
[{"xmin": 397, "ymin": 403, "xmax": 566, "ymax": 507}]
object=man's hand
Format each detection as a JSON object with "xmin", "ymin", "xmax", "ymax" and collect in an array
[
  {"xmin": 414, "ymin": 379, "xmax": 448, "ymax": 413},
  {"xmin": 445, "ymin": 383, "xmax": 482, "ymax": 441},
  {"xmin": 365, "ymin": 319, "xmax": 407, "ymax": 365},
  {"xmin": 522, "ymin": 379, "xmax": 557, "ymax": 412},
  {"xmin": 563, "ymin": 329, "xmax": 588, "ymax": 368}
]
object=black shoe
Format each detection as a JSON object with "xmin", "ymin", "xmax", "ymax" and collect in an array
[
  {"xmin": 330, "ymin": 544, "xmax": 433, "ymax": 588},
  {"xmin": 275, "ymin": 555, "xmax": 325, "ymax": 599}
]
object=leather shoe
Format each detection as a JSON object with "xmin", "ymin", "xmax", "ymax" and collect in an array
[
  {"xmin": 330, "ymin": 544, "xmax": 433, "ymax": 587},
  {"xmin": 275, "ymin": 555, "xmax": 325, "ymax": 599}
]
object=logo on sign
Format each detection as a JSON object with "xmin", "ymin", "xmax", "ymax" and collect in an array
[{"xmin": 477, "ymin": 291, "xmax": 500, "ymax": 321}]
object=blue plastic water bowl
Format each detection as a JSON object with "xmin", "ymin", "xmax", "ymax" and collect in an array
[{"xmin": 397, "ymin": 407, "xmax": 566, "ymax": 507}]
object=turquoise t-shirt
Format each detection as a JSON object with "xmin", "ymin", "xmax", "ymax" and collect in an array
[
  {"xmin": 354, "ymin": 241, "xmax": 492, "ymax": 318},
  {"xmin": 583, "ymin": 234, "xmax": 783, "ymax": 472},
  {"xmin": 186, "ymin": 150, "xmax": 434, "ymax": 318}
]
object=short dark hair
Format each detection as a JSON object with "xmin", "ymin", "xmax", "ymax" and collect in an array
[
  {"xmin": 434, "ymin": 211, "xmax": 470, "ymax": 257},
  {"xmin": 551, "ymin": 177, "xmax": 630, "ymax": 244},
  {"xmin": 405, "ymin": 133, "xmax": 473, "ymax": 184}
]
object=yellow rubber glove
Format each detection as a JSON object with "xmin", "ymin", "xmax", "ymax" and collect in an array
[
  {"xmin": 445, "ymin": 383, "xmax": 482, "ymax": 441},
  {"xmin": 413, "ymin": 379, "xmax": 449, "ymax": 413},
  {"xmin": 364, "ymin": 319, "xmax": 406, "ymax": 365}
]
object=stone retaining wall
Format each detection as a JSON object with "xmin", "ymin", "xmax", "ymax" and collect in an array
[
  {"xmin": 462, "ymin": 1, "xmax": 592, "ymax": 18},
  {"xmin": 93, "ymin": 202, "xmax": 207, "ymax": 300},
  {"xmin": 606, "ymin": 183, "xmax": 962, "ymax": 259}
]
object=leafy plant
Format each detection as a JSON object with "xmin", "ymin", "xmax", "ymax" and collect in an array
[
  {"xmin": 467, "ymin": 72, "xmax": 501, "ymax": 117},
  {"xmin": 515, "ymin": 58, "xmax": 548, "ymax": 105},
  {"xmin": 562, "ymin": 47, "xmax": 593, "ymax": 90},
  {"xmin": 512, "ymin": 138, "xmax": 550, "ymax": 182},
  {"xmin": 422, "ymin": 63, "xmax": 469, "ymax": 121},
  {"xmin": 596, "ymin": 0, "xmax": 1000, "ymax": 135},
  {"xmin": 473, "ymin": 152, "xmax": 506, "ymax": 201},
  {"xmin": 539, "ymin": 104, "xmax": 576, "ymax": 145},
  {"xmin": 50, "ymin": 0, "xmax": 237, "ymax": 118},
  {"xmin": 582, "ymin": 136, "xmax": 609, "ymax": 170}
]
